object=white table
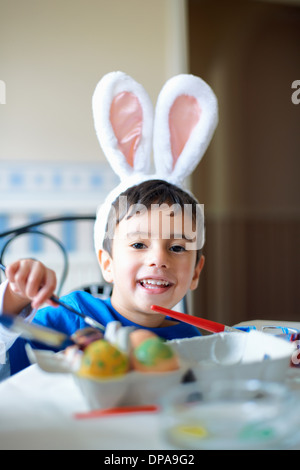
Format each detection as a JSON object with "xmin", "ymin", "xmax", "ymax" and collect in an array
[
  {"xmin": 1, "ymin": 319, "xmax": 300, "ymax": 450},
  {"xmin": 0, "ymin": 364, "xmax": 167, "ymax": 450}
]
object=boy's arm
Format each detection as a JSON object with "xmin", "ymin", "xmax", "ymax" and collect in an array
[{"xmin": 0, "ymin": 259, "xmax": 57, "ymax": 365}]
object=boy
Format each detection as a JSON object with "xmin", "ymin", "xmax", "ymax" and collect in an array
[{"xmin": 0, "ymin": 179, "xmax": 205, "ymax": 375}]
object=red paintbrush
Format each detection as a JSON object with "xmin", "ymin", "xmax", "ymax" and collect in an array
[
  {"xmin": 74, "ymin": 404, "xmax": 159, "ymax": 419},
  {"xmin": 151, "ymin": 305, "xmax": 241, "ymax": 333}
]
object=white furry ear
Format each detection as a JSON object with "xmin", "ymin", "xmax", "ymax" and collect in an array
[
  {"xmin": 153, "ymin": 74, "xmax": 218, "ymax": 186},
  {"xmin": 92, "ymin": 71, "xmax": 154, "ymax": 181}
]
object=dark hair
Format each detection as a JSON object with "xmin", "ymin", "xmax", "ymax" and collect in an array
[{"xmin": 103, "ymin": 179, "xmax": 204, "ymax": 263}]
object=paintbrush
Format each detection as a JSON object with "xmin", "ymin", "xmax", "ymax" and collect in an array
[
  {"xmin": 151, "ymin": 304, "xmax": 243, "ymax": 333},
  {"xmin": 0, "ymin": 262, "xmax": 104, "ymax": 331}
]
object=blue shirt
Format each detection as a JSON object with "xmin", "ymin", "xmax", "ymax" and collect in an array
[
  {"xmin": 33, "ymin": 290, "xmax": 201, "ymax": 341},
  {"xmin": 9, "ymin": 291, "xmax": 200, "ymax": 375}
]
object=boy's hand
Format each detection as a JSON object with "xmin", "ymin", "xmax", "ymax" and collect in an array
[{"xmin": 4, "ymin": 259, "xmax": 57, "ymax": 315}]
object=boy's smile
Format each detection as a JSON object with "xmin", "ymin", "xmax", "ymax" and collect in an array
[
  {"xmin": 138, "ymin": 277, "xmax": 172, "ymax": 291},
  {"xmin": 136, "ymin": 270, "xmax": 175, "ymax": 296},
  {"xmin": 98, "ymin": 205, "xmax": 204, "ymax": 327}
]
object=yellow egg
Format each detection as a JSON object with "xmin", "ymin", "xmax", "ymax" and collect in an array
[
  {"xmin": 78, "ymin": 339, "xmax": 129, "ymax": 379},
  {"xmin": 130, "ymin": 329, "xmax": 179, "ymax": 373}
]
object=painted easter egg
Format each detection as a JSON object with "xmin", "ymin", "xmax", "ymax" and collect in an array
[
  {"xmin": 130, "ymin": 329, "xmax": 179, "ymax": 373},
  {"xmin": 130, "ymin": 329, "xmax": 155, "ymax": 349},
  {"xmin": 71, "ymin": 327, "xmax": 103, "ymax": 350},
  {"xmin": 78, "ymin": 339, "xmax": 129, "ymax": 378}
]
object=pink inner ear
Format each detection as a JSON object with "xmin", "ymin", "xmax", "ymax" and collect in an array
[
  {"xmin": 110, "ymin": 91, "xmax": 143, "ymax": 168},
  {"xmin": 169, "ymin": 95, "xmax": 201, "ymax": 167}
]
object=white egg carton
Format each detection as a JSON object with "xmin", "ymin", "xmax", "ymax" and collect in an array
[
  {"xmin": 74, "ymin": 368, "xmax": 186, "ymax": 409},
  {"xmin": 168, "ymin": 330, "xmax": 295, "ymax": 383},
  {"xmin": 25, "ymin": 343, "xmax": 187, "ymax": 409},
  {"xmin": 26, "ymin": 330, "xmax": 295, "ymax": 410}
]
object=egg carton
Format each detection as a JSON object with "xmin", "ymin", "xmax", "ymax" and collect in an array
[
  {"xmin": 26, "ymin": 344, "xmax": 187, "ymax": 409},
  {"xmin": 168, "ymin": 330, "xmax": 295, "ymax": 383},
  {"xmin": 26, "ymin": 329, "xmax": 295, "ymax": 410}
]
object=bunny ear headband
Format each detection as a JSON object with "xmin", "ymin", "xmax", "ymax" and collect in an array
[{"xmin": 93, "ymin": 71, "xmax": 218, "ymax": 255}]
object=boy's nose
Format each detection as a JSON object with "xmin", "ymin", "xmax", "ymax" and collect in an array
[
  {"xmin": 147, "ymin": 247, "xmax": 168, "ymax": 268},
  {"xmin": 149, "ymin": 260, "xmax": 167, "ymax": 268}
]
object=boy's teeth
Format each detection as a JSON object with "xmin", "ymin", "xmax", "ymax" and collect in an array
[{"xmin": 140, "ymin": 279, "xmax": 169, "ymax": 287}]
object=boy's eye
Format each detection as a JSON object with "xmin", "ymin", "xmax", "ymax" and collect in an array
[
  {"xmin": 131, "ymin": 242, "xmax": 147, "ymax": 249},
  {"xmin": 170, "ymin": 244, "xmax": 186, "ymax": 253}
]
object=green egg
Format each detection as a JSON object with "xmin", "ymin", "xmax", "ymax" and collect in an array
[{"xmin": 134, "ymin": 337, "xmax": 174, "ymax": 366}]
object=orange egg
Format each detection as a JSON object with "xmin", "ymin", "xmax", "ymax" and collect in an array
[
  {"xmin": 78, "ymin": 339, "xmax": 129, "ymax": 379},
  {"xmin": 130, "ymin": 329, "xmax": 156, "ymax": 349},
  {"xmin": 130, "ymin": 329, "xmax": 179, "ymax": 373}
]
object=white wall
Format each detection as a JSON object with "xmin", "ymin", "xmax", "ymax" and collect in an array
[
  {"xmin": 0, "ymin": 0, "xmax": 189, "ymax": 294},
  {"xmin": 0, "ymin": 0, "xmax": 188, "ymax": 164}
]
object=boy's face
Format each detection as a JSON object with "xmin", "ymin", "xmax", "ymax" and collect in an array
[{"xmin": 98, "ymin": 206, "xmax": 204, "ymax": 327}]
